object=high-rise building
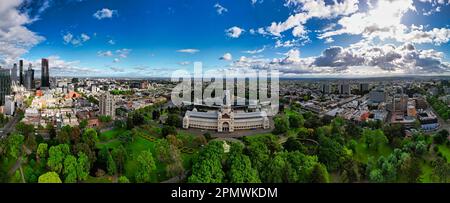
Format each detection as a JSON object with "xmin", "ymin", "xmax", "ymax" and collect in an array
[
  {"xmin": 11, "ymin": 63, "xmax": 18, "ymax": 84},
  {"xmin": 99, "ymin": 92, "xmax": 116, "ymax": 120},
  {"xmin": 359, "ymin": 83, "xmax": 369, "ymax": 93},
  {"xmin": 24, "ymin": 64, "xmax": 35, "ymax": 90},
  {"xmin": 41, "ymin": 58, "xmax": 50, "ymax": 88},
  {"xmin": 4, "ymin": 95, "xmax": 15, "ymax": 116},
  {"xmin": 339, "ymin": 83, "xmax": 351, "ymax": 95},
  {"xmin": 0, "ymin": 67, "xmax": 12, "ymax": 105},
  {"xmin": 19, "ymin": 60, "xmax": 24, "ymax": 85},
  {"xmin": 321, "ymin": 83, "xmax": 331, "ymax": 94}
]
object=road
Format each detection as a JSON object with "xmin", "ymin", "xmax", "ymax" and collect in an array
[{"xmin": 0, "ymin": 113, "xmax": 21, "ymax": 139}]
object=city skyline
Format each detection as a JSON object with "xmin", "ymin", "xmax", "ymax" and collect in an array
[{"xmin": 0, "ymin": 0, "xmax": 450, "ymax": 78}]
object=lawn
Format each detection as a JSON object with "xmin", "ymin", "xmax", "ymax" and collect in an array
[
  {"xmin": 437, "ymin": 144, "xmax": 450, "ymax": 162},
  {"xmin": 99, "ymin": 128, "xmax": 128, "ymax": 141},
  {"xmin": 418, "ymin": 160, "xmax": 433, "ymax": 183},
  {"xmin": 354, "ymin": 139, "xmax": 393, "ymax": 164},
  {"xmin": 84, "ymin": 175, "xmax": 113, "ymax": 183},
  {"xmin": 124, "ymin": 136, "xmax": 167, "ymax": 182},
  {"xmin": 96, "ymin": 139, "xmax": 122, "ymax": 149}
]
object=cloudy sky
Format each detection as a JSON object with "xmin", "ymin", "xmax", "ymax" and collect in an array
[{"xmin": 0, "ymin": 0, "xmax": 450, "ymax": 77}]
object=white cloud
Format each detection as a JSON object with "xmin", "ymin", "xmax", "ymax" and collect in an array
[
  {"xmin": 81, "ymin": 33, "xmax": 90, "ymax": 42},
  {"xmin": 250, "ymin": 0, "xmax": 263, "ymax": 5},
  {"xmin": 176, "ymin": 49, "xmax": 200, "ymax": 54},
  {"xmin": 220, "ymin": 53, "xmax": 233, "ymax": 61},
  {"xmin": 262, "ymin": 0, "xmax": 359, "ymax": 38},
  {"xmin": 214, "ymin": 3, "xmax": 228, "ymax": 15},
  {"xmin": 229, "ymin": 43, "xmax": 450, "ymax": 77},
  {"xmin": 0, "ymin": 0, "xmax": 45, "ymax": 62},
  {"xmin": 63, "ymin": 33, "xmax": 73, "ymax": 44},
  {"xmin": 319, "ymin": 0, "xmax": 450, "ymax": 46},
  {"xmin": 108, "ymin": 39, "xmax": 115, "ymax": 45},
  {"xmin": 226, "ymin": 26, "xmax": 245, "ymax": 38},
  {"xmin": 116, "ymin": 49, "xmax": 131, "ymax": 58},
  {"xmin": 113, "ymin": 58, "xmax": 120, "ymax": 63},
  {"xmin": 243, "ymin": 46, "xmax": 266, "ymax": 54},
  {"xmin": 97, "ymin": 50, "xmax": 113, "ymax": 57},
  {"xmin": 93, "ymin": 8, "xmax": 117, "ymax": 20},
  {"xmin": 63, "ymin": 32, "xmax": 90, "ymax": 46},
  {"xmin": 178, "ymin": 61, "xmax": 190, "ymax": 66},
  {"xmin": 324, "ymin": 37, "xmax": 334, "ymax": 43}
]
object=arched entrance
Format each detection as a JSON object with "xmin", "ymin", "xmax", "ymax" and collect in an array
[{"xmin": 222, "ymin": 122, "xmax": 230, "ymax": 132}]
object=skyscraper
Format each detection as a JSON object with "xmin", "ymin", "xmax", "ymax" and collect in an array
[
  {"xmin": 24, "ymin": 64, "xmax": 35, "ymax": 90},
  {"xmin": 19, "ymin": 60, "xmax": 24, "ymax": 85},
  {"xmin": 0, "ymin": 67, "xmax": 12, "ymax": 105},
  {"xmin": 11, "ymin": 63, "xmax": 18, "ymax": 84},
  {"xmin": 99, "ymin": 92, "xmax": 116, "ymax": 120},
  {"xmin": 41, "ymin": 58, "xmax": 50, "ymax": 88}
]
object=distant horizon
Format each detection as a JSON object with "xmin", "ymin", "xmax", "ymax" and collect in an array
[{"xmin": 1, "ymin": 0, "xmax": 450, "ymax": 78}]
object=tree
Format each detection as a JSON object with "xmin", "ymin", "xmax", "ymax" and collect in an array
[
  {"xmin": 36, "ymin": 143, "xmax": 48, "ymax": 161},
  {"xmin": 118, "ymin": 176, "xmax": 130, "ymax": 183},
  {"xmin": 362, "ymin": 129, "xmax": 388, "ymax": 152},
  {"xmin": 155, "ymin": 139, "xmax": 171, "ymax": 163},
  {"xmin": 288, "ymin": 113, "xmax": 304, "ymax": 129},
  {"xmin": 8, "ymin": 134, "xmax": 24, "ymax": 159},
  {"xmin": 227, "ymin": 143, "xmax": 260, "ymax": 183},
  {"xmin": 283, "ymin": 136, "xmax": 307, "ymax": 153},
  {"xmin": 399, "ymin": 155, "xmax": 421, "ymax": 183},
  {"xmin": 369, "ymin": 169, "xmax": 384, "ymax": 183},
  {"xmin": 76, "ymin": 152, "xmax": 90, "ymax": 181},
  {"xmin": 79, "ymin": 119, "xmax": 88, "ymax": 129},
  {"xmin": 188, "ymin": 141, "xmax": 225, "ymax": 183},
  {"xmin": 166, "ymin": 113, "xmax": 181, "ymax": 127},
  {"xmin": 99, "ymin": 115, "xmax": 112, "ymax": 123},
  {"xmin": 38, "ymin": 172, "xmax": 62, "ymax": 183},
  {"xmin": 162, "ymin": 125, "xmax": 177, "ymax": 137},
  {"xmin": 107, "ymin": 152, "xmax": 117, "ymax": 175},
  {"xmin": 273, "ymin": 115, "xmax": 289, "ymax": 135},
  {"xmin": 309, "ymin": 163, "xmax": 330, "ymax": 183},
  {"xmin": 111, "ymin": 145, "xmax": 127, "ymax": 174},
  {"xmin": 318, "ymin": 134, "xmax": 346, "ymax": 171},
  {"xmin": 57, "ymin": 125, "xmax": 72, "ymax": 144},
  {"xmin": 73, "ymin": 142, "xmax": 96, "ymax": 166},
  {"xmin": 82, "ymin": 128, "xmax": 99, "ymax": 148},
  {"xmin": 135, "ymin": 150, "xmax": 157, "ymax": 183},
  {"xmin": 434, "ymin": 129, "xmax": 449, "ymax": 144},
  {"xmin": 47, "ymin": 123, "xmax": 57, "ymax": 140},
  {"xmin": 16, "ymin": 122, "xmax": 34, "ymax": 137},
  {"xmin": 47, "ymin": 144, "xmax": 70, "ymax": 174},
  {"xmin": 63, "ymin": 155, "xmax": 78, "ymax": 183},
  {"xmin": 431, "ymin": 157, "xmax": 450, "ymax": 183},
  {"xmin": 70, "ymin": 126, "xmax": 81, "ymax": 144},
  {"xmin": 166, "ymin": 145, "xmax": 184, "ymax": 178},
  {"xmin": 152, "ymin": 110, "xmax": 161, "ymax": 121}
]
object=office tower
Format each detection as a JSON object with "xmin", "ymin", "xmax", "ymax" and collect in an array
[
  {"xmin": 41, "ymin": 58, "xmax": 50, "ymax": 88},
  {"xmin": 339, "ymin": 83, "xmax": 351, "ymax": 95},
  {"xmin": 0, "ymin": 67, "xmax": 12, "ymax": 105},
  {"xmin": 4, "ymin": 95, "xmax": 15, "ymax": 116},
  {"xmin": 321, "ymin": 83, "xmax": 330, "ymax": 94},
  {"xmin": 359, "ymin": 83, "xmax": 369, "ymax": 93},
  {"xmin": 11, "ymin": 63, "xmax": 18, "ymax": 84},
  {"xmin": 19, "ymin": 60, "xmax": 24, "ymax": 85},
  {"xmin": 99, "ymin": 92, "xmax": 116, "ymax": 120},
  {"xmin": 24, "ymin": 64, "xmax": 35, "ymax": 90}
]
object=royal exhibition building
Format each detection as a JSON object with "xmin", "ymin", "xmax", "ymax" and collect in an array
[{"xmin": 182, "ymin": 90, "xmax": 270, "ymax": 132}]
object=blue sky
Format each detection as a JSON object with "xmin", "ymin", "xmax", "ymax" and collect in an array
[{"xmin": 1, "ymin": 0, "xmax": 450, "ymax": 77}]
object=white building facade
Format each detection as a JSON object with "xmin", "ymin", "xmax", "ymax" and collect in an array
[{"xmin": 182, "ymin": 90, "xmax": 270, "ymax": 132}]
